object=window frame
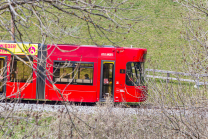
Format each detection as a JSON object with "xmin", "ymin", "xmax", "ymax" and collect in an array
[
  {"xmin": 10, "ymin": 55, "xmax": 34, "ymax": 83},
  {"xmin": 53, "ymin": 61, "xmax": 94, "ymax": 85}
]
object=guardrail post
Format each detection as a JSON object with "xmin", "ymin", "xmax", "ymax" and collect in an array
[
  {"xmin": 167, "ymin": 73, "xmax": 170, "ymax": 83},
  {"xmin": 196, "ymin": 75, "xmax": 200, "ymax": 89}
]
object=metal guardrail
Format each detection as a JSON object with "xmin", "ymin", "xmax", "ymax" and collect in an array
[
  {"xmin": 145, "ymin": 69, "xmax": 208, "ymax": 86},
  {"xmin": 146, "ymin": 69, "xmax": 208, "ymax": 77}
]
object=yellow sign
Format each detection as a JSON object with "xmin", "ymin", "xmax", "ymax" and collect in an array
[
  {"xmin": 103, "ymin": 62, "xmax": 114, "ymax": 64},
  {"xmin": 0, "ymin": 43, "xmax": 38, "ymax": 55}
]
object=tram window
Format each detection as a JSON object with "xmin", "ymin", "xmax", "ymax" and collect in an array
[
  {"xmin": 10, "ymin": 56, "xmax": 33, "ymax": 83},
  {"xmin": 126, "ymin": 62, "xmax": 144, "ymax": 86},
  {"xmin": 53, "ymin": 61, "xmax": 93, "ymax": 85}
]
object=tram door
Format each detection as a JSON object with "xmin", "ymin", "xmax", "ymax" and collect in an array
[
  {"xmin": 0, "ymin": 57, "xmax": 6, "ymax": 94},
  {"xmin": 100, "ymin": 61, "xmax": 115, "ymax": 101}
]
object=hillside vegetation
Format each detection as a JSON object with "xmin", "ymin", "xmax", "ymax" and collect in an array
[{"xmin": 0, "ymin": 0, "xmax": 189, "ymax": 71}]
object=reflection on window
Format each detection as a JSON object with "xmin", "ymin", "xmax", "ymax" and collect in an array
[
  {"xmin": 10, "ymin": 56, "xmax": 33, "ymax": 83},
  {"xmin": 53, "ymin": 62, "xmax": 93, "ymax": 85},
  {"xmin": 126, "ymin": 62, "xmax": 144, "ymax": 86}
]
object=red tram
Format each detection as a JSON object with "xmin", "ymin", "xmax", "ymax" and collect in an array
[{"xmin": 0, "ymin": 42, "xmax": 147, "ymax": 102}]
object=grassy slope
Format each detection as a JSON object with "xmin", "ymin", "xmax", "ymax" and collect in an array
[
  {"xmin": 0, "ymin": 0, "xmax": 188, "ymax": 71},
  {"xmin": 134, "ymin": 0, "xmax": 187, "ymax": 71},
  {"xmin": 44, "ymin": 0, "xmax": 188, "ymax": 71}
]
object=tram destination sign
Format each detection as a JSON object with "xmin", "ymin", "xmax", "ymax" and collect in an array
[{"xmin": 0, "ymin": 43, "xmax": 38, "ymax": 55}]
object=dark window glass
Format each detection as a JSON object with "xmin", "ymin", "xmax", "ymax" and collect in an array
[
  {"xmin": 53, "ymin": 61, "xmax": 93, "ymax": 85},
  {"xmin": 126, "ymin": 62, "xmax": 144, "ymax": 86},
  {"xmin": 10, "ymin": 56, "xmax": 33, "ymax": 83}
]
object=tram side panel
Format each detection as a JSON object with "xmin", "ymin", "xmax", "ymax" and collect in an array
[
  {"xmin": 7, "ymin": 55, "xmax": 37, "ymax": 99},
  {"xmin": 45, "ymin": 48, "xmax": 98, "ymax": 102},
  {"xmin": 115, "ymin": 48, "xmax": 147, "ymax": 102},
  {"xmin": 43, "ymin": 45, "xmax": 147, "ymax": 103},
  {"xmin": 0, "ymin": 42, "xmax": 39, "ymax": 100},
  {"xmin": 49, "ymin": 63, "xmax": 97, "ymax": 102},
  {"xmin": 114, "ymin": 48, "xmax": 127, "ymax": 102}
]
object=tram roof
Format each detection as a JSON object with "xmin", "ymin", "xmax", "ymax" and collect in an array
[{"xmin": 48, "ymin": 44, "xmax": 146, "ymax": 50}]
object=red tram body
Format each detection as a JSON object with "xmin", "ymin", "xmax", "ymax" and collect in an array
[{"xmin": 0, "ymin": 42, "xmax": 147, "ymax": 102}]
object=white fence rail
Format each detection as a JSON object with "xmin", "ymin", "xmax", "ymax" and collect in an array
[{"xmin": 145, "ymin": 69, "xmax": 208, "ymax": 86}]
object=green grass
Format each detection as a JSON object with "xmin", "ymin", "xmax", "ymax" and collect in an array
[{"xmin": 0, "ymin": 0, "xmax": 190, "ymax": 71}]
